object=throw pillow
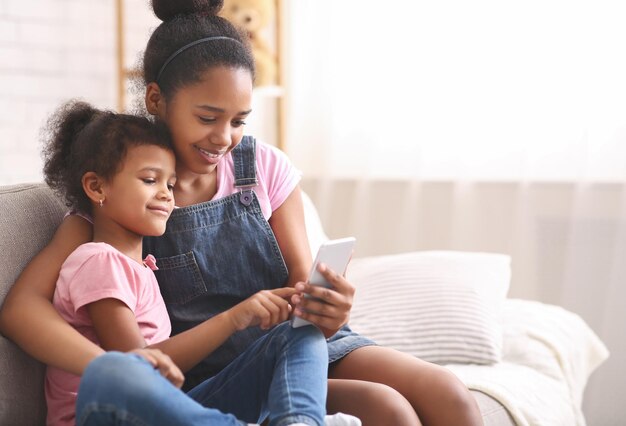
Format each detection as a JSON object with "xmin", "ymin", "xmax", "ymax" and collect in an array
[{"xmin": 347, "ymin": 250, "xmax": 511, "ymax": 365}]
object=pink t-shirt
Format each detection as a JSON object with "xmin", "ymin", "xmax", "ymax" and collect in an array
[
  {"xmin": 45, "ymin": 242, "xmax": 171, "ymax": 426},
  {"xmin": 213, "ymin": 140, "xmax": 302, "ymax": 219}
]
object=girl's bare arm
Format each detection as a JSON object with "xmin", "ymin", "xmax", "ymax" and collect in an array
[
  {"xmin": 269, "ymin": 186, "xmax": 355, "ymax": 337},
  {"xmin": 86, "ymin": 297, "xmax": 234, "ymax": 373},
  {"xmin": 88, "ymin": 288, "xmax": 295, "ymax": 373},
  {"xmin": 269, "ymin": 185, "xmax": 313, "ymax": 286},
  {"xmin": 0, "ymin": 215, "xmax": 102, "ymax": 375}
]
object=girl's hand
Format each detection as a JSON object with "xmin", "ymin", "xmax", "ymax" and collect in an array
[
  {"xmin": 291, "ymin": 263, "xmax": 355, "ymax": 337},
  {"xmin": 227, "ymin": 287, "xmax": 297, "ymax": 331},
  {"xmin": 129, "ymin": 348, "xmax": 184, "ymax": 389}
]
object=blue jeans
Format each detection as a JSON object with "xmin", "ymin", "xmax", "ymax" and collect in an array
[{"xmin": 76, "ymin": 323, "xmax": 328, "ymax": 426}]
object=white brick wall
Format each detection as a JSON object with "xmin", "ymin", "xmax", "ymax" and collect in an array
[
  {"xmin": 0, "ymin": 0, "xmax": 277, "ymax": 185},
  {"xmin": 0, "ymin": 0, "xmax": 158, "ymax": 184}
]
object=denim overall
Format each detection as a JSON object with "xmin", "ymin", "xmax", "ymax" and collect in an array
[{"xmin": 143, "ymin": 137, "xmax": 375, "ymax": 390}]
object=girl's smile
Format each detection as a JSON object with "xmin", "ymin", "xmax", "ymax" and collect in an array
[
  {"xmin": 194, "ymin": 145, "xmax": 227, "ymax": 165},
  {"xmin": 147, "ymin": 203, "xmax": 172, "ymax": 217}
]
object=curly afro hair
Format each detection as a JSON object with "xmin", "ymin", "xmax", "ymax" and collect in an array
[{"xmin": 42, "ymin": 100, "xmax": 172, "ymax": 214}]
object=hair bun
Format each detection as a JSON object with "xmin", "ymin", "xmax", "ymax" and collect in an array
[{"xmin": 151, "ymin": 0, "xmax": 224, "ymax": 21}]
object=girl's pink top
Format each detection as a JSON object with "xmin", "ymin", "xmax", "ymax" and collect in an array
[
  {"xmin": 212, "ymin": 140, "xmax": 302, "ymax": 219},
  {"xmin": 45, "ymin": 242, "xmax": 171, "ymax": 426}
]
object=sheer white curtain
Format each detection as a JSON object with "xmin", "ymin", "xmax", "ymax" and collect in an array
[
  {"xmin": 286, "ymin": 0, "xmax": 626, "ymax": 181},
  {"xmin": 284, "ymin": 1, "xmax": 626, "ymax": 424}
]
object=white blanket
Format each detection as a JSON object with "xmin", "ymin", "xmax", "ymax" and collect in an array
[{"xmin": 446, "ymin": 299, "xmax": 609, "ymax": 426}]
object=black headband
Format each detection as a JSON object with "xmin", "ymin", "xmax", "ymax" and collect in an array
[{"xmin": 155, "ymin": 36, "xmax": 243, "ymax": 83}]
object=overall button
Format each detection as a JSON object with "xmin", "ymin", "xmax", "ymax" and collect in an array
[{"xmin": 240, "ymin": 190, "xmax": 253, "ymax": 206}]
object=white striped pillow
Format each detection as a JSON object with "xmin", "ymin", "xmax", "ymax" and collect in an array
[{"xmin": 347, "ymin": 251, "xmax": 511, "ymax": 365}]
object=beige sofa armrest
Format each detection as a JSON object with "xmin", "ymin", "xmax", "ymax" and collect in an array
[{"xmin": 0, "ymin": 183, "xmax": 66, "ymax": 426}]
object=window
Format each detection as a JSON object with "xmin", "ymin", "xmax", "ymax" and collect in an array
[{"xmin": 286, "ymin": 0, "xmax": 626, "ymax": 181}]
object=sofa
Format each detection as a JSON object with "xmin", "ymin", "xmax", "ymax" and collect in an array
[{"xmin": 0, "ymin": 183, "xmax": 610, "ymax": 426}]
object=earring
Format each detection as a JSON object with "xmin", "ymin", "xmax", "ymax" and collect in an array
[{"xmin": 99, "ymin": 198, "xmax": 104, "ymax": 208}]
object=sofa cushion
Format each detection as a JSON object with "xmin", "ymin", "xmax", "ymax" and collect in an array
[
  {"xmin": 348, "ymin": 250, "xmax": 511, "ymax": 365},
  {"xmin": 0, "ymin": 183, "xmax": 66, "ymax": 426},
  {"xmin": 301, "ymin": 191, "xmax": 329, "ymax": 255}
]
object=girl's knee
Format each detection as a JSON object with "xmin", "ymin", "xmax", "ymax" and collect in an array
[
  {"xmin": 427, "ymin": 368, "xmax": 482, "ymax": 423},
  {"xmin": 329, "ymin": 381, "xmax": 421, "ymax": 426},
  {"xmin": 272, "ymin": 322, "xmax": 327, "ymax": 353},
  {"xmin": 273, "ymin": 321, "xmax": 323, "ymax": 338},
  {"xmin": 85, "ymin": 352, "xmax": 145, "ymax": 377},
  {"xmin": 436, "ymin": 368, "xmax": 475, "ymax": 403},
  {"xmin": 83, "ymin": 352, "xmax": 132, "ymax": 382},
  {"xmin": 81, "ymin": 352, "xmax": 159, "ymax": 397},
  {"xmin": 370, "ymin": 383, "xmax": 419, "ymax": 425}
]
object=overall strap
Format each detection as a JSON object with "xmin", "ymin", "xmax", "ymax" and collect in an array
[{"xmin": 232, "ymin": 136, "xmax": 258, "ymax": 205}]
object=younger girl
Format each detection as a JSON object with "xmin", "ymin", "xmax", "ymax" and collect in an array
[{"xmin": 42, "ymin": 100, "xmax": 333, "ymax": 426}]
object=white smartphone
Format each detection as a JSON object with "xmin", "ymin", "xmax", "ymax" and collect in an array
[{"xmin": 291, "ymin": 237, "xmax": 356, "ymax": 328}]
